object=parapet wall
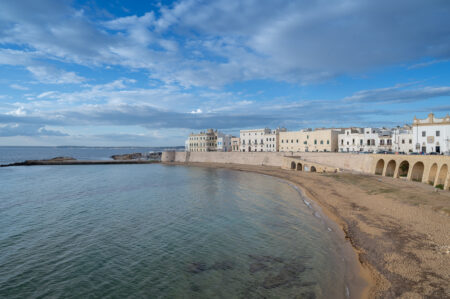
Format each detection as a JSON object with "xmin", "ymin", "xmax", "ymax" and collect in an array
[
  {"xmin": 162, "ymin": 151, "xmax": 286, "ymax": 166},
  {"xmin": 162, "ymin": 151, "xmax": 373, "ymax": 171}
]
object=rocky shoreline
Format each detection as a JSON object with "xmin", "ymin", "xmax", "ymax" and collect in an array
[{"xmin": 0, "ymin": 156, "xmax": 159, "ymax": 167}]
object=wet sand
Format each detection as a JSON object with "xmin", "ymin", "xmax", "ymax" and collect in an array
[{"xmin": 165, "ymin": 162, "xmax": 450, "ymax": 299}]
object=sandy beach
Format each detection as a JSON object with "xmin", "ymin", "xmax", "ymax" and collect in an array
[{"xmin": 165, "ymin": 162, "xmax": 450, "ymax": 299}]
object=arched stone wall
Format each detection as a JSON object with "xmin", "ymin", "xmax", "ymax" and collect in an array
[
  {"xmin": 297, "ymin": 163, "xmax": 302, "ymax": 171},
  {"xmin": 428, "ymin": 163, "xmax": 438, "ymax": 185},
  {"xmin": 436, "ymin": 164, "xmax": 448, "ymax": 189},
  {"xmin": 411, "ymin": 162, "xmax": 425, "ymax": 182},
  {"xmin": 291, "ymin": 161, "xmax": 296, "ymax": 169},
  {"xmin": 375, "ymin": 159, "xmax": 385, "ymax": 175},
  {"xmin": 311, "ymin": 166, "xmax": 316, "ymax": 172},
  {"xmin": 397, "ymin": 161, "xmax": 409, "ymax": 178},
  {"xmin": 385, "ymin": 160, "xmax": 396, "ymax": 177}
]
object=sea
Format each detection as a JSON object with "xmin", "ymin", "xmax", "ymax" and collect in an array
[{"xmin": 0, "ymin": 147, "xmax": 363, "ymax": 298}]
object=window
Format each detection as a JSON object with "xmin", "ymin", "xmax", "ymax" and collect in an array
[
  {"xmin": 314, "ymin": 140, "xmax": 317, "ymax": 145},
  {"xmin": 422, "ymin": 131, "xmax": 426, "ymax": 137},
  {"xmin": 296, "ymin": 139, "xmax": 299, "ymax": 143},
  {"xmin": 402, "ymin": 139, "xmax": 405, "ymax": 144},
  {"xmin": 327, "ymin": 140, "xmax": 330, "ymax": 144},
  {"xmin": 409, "ymin": 139, "xmax": 412, "ymax": 144},
  {"xmin": 320, "ymin": 140, "xmax": 323, "ymax": 144},
  {"xmin": 436, "ymin": 131, "xmax": 440, "ymax": 137},
  {"xmin": 291, "ymin": 139, "xmax": 293, "ymax": 143},
  {"xmin": 304, "ymin": 141, "xmax": 307, "ymax": 145}
]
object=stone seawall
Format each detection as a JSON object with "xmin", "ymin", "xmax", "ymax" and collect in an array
[
  {"xmin": 161, "ymin": 151, "xmax": 373, "ymax": 172},
  {"xmin": 162, "ymin": 151, "xmax": 287, "ymax": 166}
]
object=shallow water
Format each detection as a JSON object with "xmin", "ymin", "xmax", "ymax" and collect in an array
[{"xmin": 0, "ymin": 164, "xmax": 355, "ymax": 298}]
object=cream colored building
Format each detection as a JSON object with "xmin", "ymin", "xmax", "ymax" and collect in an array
[
  {"xmin": 279, "ymin": 129, "xmax": 342, "ymax": 152},
  {"xmin": 231, "ymin": 137, "xmax": 240, "ymax": 152},
  {"xmin": 413, "ymin": 113, "xmax": 450, "ymax": 154},
  {"xmin": 187, "ymin": 129, "xmax": 218, "ymax": 152}
]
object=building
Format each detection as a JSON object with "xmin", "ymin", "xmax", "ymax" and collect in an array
[
  {"xmin": 217, "ymin": 134, "xmax": 233, "ymax": 152},
  {"xmin": 338, "ymin": 127, "xmax": 414, "ymax": 153},
  {"xmin": 338, "ymin": 128, "xmax": 364, "ymax": 152},
  {"xmin": 187, "ymin": 129, "xmax": 219, "ymax": 152},
  {"xmin": 231, "ymin": 137, "xmax": 240, "ymax": 152},
  {"xmin": 240, "ymin": 128, "xmax": 271, "ymax": 152},
  {"xmin": 413, "ymin": 113, "xmax": 450, "ymax": 154},
  {"xmin": 392, "ymin": 125, "xmax": 414, "ymax": 153},
  {"xmin": 279, "ymin": 128, "xmax": 342, "ymax": 152}
]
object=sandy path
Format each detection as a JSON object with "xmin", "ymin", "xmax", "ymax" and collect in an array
[{"xmin": 165, "ymin": 162, "xmax": 450, "ymax": 299}]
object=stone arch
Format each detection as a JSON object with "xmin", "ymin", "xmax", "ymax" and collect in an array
[
  {"xmin": 310, "ymin": 166, "xmax": 317, "ymax": 172},
  {"xmin": 375, "ymin": 159, "xmax": 384, "ymax": 175},
  {"xmin": 411, "ymin": 162, "xmax": 425, "ymax": 182},
  {"xmin": 436, "ymin": 164, "xmax": 448, "ymax": 189},
  {"xmin": 385, "ymin": 160, "xmax": 396, "ymax": 177},
  {"xmin": 290, "ymin": 161, "xmax": 296, "ymax": 169},
  {"xmin": 397, "ymin": 161, "xmax": 409, "ymax": 178},
  {"xmin": 297, "ymin": 163, "xmax": 302, "ymax": 171},
  {"xmin": 428, "ymin": 163, "xmax": 438, "ymax": 185}
]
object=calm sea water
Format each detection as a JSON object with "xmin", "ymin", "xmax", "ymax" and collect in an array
[
  {"xmin": 0, "ymin": 146, "xmax": 183, "ymax": 165},
  {"xmin": 0, "ymin": 160, "xmax": 360, "ymax": 298}
]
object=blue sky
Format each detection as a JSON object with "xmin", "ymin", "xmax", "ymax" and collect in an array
[{"xmin": 0, "ymin": 0, "xmax": 449, "ymax": 146}]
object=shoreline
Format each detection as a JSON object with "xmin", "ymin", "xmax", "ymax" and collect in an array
[{"xmin": 164, "ymin": 161, "xmax": 450, "ymax": 298}]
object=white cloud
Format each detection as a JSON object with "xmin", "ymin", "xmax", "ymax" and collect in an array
[
  {"xmin": 10, "ymin": 84, "xmax": 29, "ymax": 90},
  {"xmin": 26, "ymin": 65, "xmax": 85, "ymax": 84}
]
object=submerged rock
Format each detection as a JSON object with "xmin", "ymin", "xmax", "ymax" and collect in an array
[
  {"xmin": 249, "ymin": 262, "xmax": 268, "ymax": 273},
  {"xmin": 248, "ymin": 255, "xmax": 284, "ymax": 264},
  {"xmin": 210, "ymin": 260, "xmax": 234, "ymax": 271},
  {"xmin": 187, "ymin": 262, "xmax": 208, "ymax": 274},
  {"xmin": 262, "ymin": 262, "xmax": 307, "ymax": 289}
]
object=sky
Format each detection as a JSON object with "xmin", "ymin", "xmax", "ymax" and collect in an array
[{"xmin": 0, "ymin": 0, "xmax": 449, "ymax": 146}]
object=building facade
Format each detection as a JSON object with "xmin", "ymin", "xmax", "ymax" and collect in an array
[
  {"xmin": 279, "ymin": 129, "xmax": 342, "ymax": 152},
  {"xmin": 217, "ymin": 134, "xmax": 233, "ymax": 152},
  {"xmin": 187, "ymin": 129, "xmax": 219, "ymax": 152},
  {"xmin": 413, "ymin": 113, "xmax": 450, "ymax": 154},
  {"xmin": 231, "ymin": 137, "xmax": 240, "ymax": 152},
  {"xmin": 338, "ymin": 128, "xmax": 364, "ymax": 152},
  {"xmin": 392, "ymin": 126, "xmax": 414, "ymax": 153},
  {"xmin": 240, "ymin": 128, "xmax": 271, "ymax": 152},
  {"xmin": 338, "ymin": 127, "xmax": 413, "ymax": 153}
]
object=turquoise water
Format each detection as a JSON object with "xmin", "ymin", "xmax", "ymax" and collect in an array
[{"xmin": 0, "ymin": 164, "xmax": 356, "ymax": 298}]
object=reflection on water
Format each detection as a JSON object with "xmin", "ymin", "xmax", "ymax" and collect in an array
[{"xmin": 0, "ymin": 164, "xmax": 354, "ymax": 298}]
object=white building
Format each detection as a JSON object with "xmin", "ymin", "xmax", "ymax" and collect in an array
[
  {"xmin": 413, "ymin": 113, "xmax": 450, "ymax": 154},
  {"xmin": 217, "ymin": 134, "xmax": 233, "ymax": 152},
  {"xmin": 392, "ymin": 125, "xmax": 414, "ymax": 153},
  {"xmin": 339, "ymin": 127, "xmax": 412, "ymax": 153},
  {"xmin": 240, "ymin": 128, "xmax": 271, "ymax": 152},
  {"xmin": 338, "ymin": 128, "xmax": 364, "ymax": 152},
  {"xmin": 240, "ymin": 128, "xmax": 285, "ymax": 152}
]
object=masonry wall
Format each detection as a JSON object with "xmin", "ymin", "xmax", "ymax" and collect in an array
[{"xmin": 162, "ymin": 150, "xmax": 373, "ymax": 172}]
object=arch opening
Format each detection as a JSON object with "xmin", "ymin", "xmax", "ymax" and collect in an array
[
  {"xmin": 290, "ymin": 161, "xmax": 296, "ymax": 170},
  {"xmin": 297, "ymin": 163, "xmax": 302, "ymax": 171},
  {"xmin": 375, "ymin": 159, "xmax": 384, "ymax": 175},
  {"xmin": 385, "ymin": 160, "xmax": 396, "ymax": 177},
  {"xmin": 428, "ymin": 163, "xmax": 438, "ymax": 185},
  {"xmin": 397, "ymin": 161, "xmax": 409, "ymax": 178},
  {"xmin": 411, "ymin": 162, "xmax": 424, "ymax": 182},
  {"xmin": 310, "ymin": 166, "xmax": 316, "ymax": 172},
  {"xmin": 436, "ymin": 164, "xmax": 448, "ymax": 190}
]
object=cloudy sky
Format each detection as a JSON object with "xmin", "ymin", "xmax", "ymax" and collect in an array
[{"xmin": 0, "ymin": 0, "xmax": 449, "ymax": 146}]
